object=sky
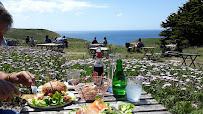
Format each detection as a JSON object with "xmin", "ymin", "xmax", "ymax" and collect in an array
[{"xmin": 1, "ymin": 0, "xmax": 189, "ymax": 31}]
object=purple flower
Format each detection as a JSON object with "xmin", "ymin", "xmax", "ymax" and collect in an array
[
  {"xmin": 162, "ymin": 83, "xmax": 171, "ymax": 89},
  {"xmin": 181, "ymin": 87, "xmax": 186, "ymax": 90},
  {"xmin": 192, "ymin": 104, "xmax": 198, "ymax": 107},
  {"xmin": 186, "ymin": 79, "xmax": 190, "ymax": 82}
]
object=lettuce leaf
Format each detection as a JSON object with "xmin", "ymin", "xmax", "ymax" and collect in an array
[
  {"xmin": 50, "ymin": 91, "xmax": 64, "ymax": 106},
  {"xmin": 69, "ymin": 109, "xmax": 79, "ymax": 114},
  {"xmin": 30, "ymin": 99, "xmax": 47, "ymax": 106},
  {"xmin": 118, "ymin": 103, "xmax": 135, "ymax": 113},
  {"xmin": 29, "ymin": 91, "xmax": 65, "ymax": 106},
  {"xmin": 100, "ymin": 108, "xmax": 122, "ymax": 114}
]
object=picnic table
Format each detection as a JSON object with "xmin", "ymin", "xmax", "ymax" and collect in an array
[
  {"xmin": 89, "ymin": 47, "xmax": 110, "ymax": 58},
  {"xmin": 141, "ymin": 47, "xmax": 155, "ymax": 59},
  {"xmin": 165, "ymin": 44, "xmax": 176, "ymax": 48},
  {"xmin": 36, "ymin": 43, "xmax": 64, "ymax": 52},
  {"xmin": 89, "ymin": 43, "xmax": 102, "ymax": 47},
  {"xmin": 179, "ymin": 53, "xmax": 201, "ymax": 68},
  {"xmin": 20, "ymin": 90, "xmax": 170, "ymax": 114}
]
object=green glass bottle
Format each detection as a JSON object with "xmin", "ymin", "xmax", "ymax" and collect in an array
[{"xmin": 112, "ymin": 59, "xmax": 127, "ymax": 99}]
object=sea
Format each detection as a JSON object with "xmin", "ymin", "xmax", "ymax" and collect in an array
[{"xmin": 55, "ymin": 30, "xmax": 163, "ymax": 46}]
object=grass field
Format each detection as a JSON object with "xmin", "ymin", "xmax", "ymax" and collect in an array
[
  {"xmin": 58, "ymin": 37, "xmax": 203, "ymax": 70},
  {"xmin": 3, "ymin": 29, "xmax": 203, "ymax": 113},
  {"xmin": 5, "ymin": 28, "xmax": 203, "ymax": 69}
]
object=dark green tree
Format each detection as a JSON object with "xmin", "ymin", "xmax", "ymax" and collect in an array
[{"xmin": 160, "ymin": 0, "xmax": 203, "ymax": 46}]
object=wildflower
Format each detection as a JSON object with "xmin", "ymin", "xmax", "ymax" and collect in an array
[
  {"xmin": 162, "ymin": 83, "xmax": 171, "ymax": 89},
  {"xmin": 181, "ymin": 87, "xmax": 186, "ymax": 90},
  {"xmin": 192, "ymin": 104, "xmax": 198, "ymax": 108},
  {"xmin": 185, "ymin": 79, "xmax": 190, "ymax": 82}
]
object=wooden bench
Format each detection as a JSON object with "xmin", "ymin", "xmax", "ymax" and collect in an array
[{"xmin": 36, "ymin": 43, "xmax": 64, "ymax": 52}]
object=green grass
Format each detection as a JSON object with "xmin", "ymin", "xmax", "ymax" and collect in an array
[
  {"xmin": 4, "ymin": 28, "xmax": 60, "ymax": 45},
  {"xmin": 5, "ymin": 28, "xmax": 203, "ymax": 69}
]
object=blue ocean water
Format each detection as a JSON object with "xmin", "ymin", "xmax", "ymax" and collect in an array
[{"xmin": 55, "ymin": 30, "xmax": 163, "ymax": 46}]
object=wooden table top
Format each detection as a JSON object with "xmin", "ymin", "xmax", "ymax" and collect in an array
[
  {"xmin": 36, "ymin": 43, "xmax": 63, "ymax": 46},
  {"xmin": 20, "ymin": 90, "xmax": 170, "ymax": 114},
  {"xmin": 89, "ymin": 47, "xmax": 109, "ymax": 51},
  {"xmin": 179, "ymin": 53, "xmax": 201, "ymax": 56},
  {"xmin": 89, "ymin": 44, "xmax": 102, "ymax": 46},
  {"xmin": 141, "ymin": 47, "xmax": 155, "ymax": 49},
  {"xmin": 166, "ymin": 44, "xmax": 176, "ymax": 48}
]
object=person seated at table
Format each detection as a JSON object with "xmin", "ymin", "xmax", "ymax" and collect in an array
[
  {"xmin": 63, "ymin": 36, "xmax": 68, "ymax": 48},
  {"xmin": 25, "ymin": 36, "xmax": 29, "ymax": 44},
  {"xmin": 102, "ymin": 37, "xmax": 108, "ymax": 46},
  {"xmin": 92, "ymin": 37, "xmax": 98, "ymax": 44},
  {"xmin": 160, "ymin": 39, "xmax": 170, "ymax": 53},
  {"xmin": 172, "ymin": 39, "xmax": 182, "ymax": 52},
  {"xmin": 133, "ymin": 38, "xmax": 144, "ymax": 52},
  {"xmin": 125, "ymin": 42, "xmax": 131, "ymax": 52},
  {"xmin": 29, "ymin": 37, "xmax": 35, "ymax": 47},
  {"xmin": 0, "ymin": 3, "xmax": 36, "ymax": 113},
  {"xmin": 45, "ymin": 35, "xmax": 52, "ymax": 43},
  {"xmin": 56, "ymin": 36, "xmax": 68, "ymax": 48}
]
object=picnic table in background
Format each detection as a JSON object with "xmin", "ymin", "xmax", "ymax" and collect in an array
[
  {"xmin": 141, "ymin": 47, "xmax": 156, "ymax": 60},
  {"xmin": 179, "ymin": 53, "xmax": 201, "ymax": 68},
  {"xmin": 36, "ymin": 43, "xmax": 64, "ymax": 52},
  {"xmin": 89, "ymin": 47, "xmax": 110, "ymax": 58},
  {"xmin": 165, "ymin": 44, "xmax": 176, "ymax": 48},
  {"xmin": 20, "ymin": 90, "xmax": 170, "ymax": 114},
  {"xmin": 89, "ymin": 43, "xmax": 102, "ymax": 48}
]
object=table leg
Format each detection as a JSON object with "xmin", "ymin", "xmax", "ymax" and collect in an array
[
  {"xmin": 150, "ymin": 49, "xmax": 154, "ymax": 59},
  {"xmin": 189, "ymin": 55, "xmax": 198, "ymax": 68},
  {"xmin": 143, "ymin": 49, "xmax": 148, "ymax": 58},
  {"xmin": 181, "ymin": 55, "xmax": 188, "ymax": 66}
]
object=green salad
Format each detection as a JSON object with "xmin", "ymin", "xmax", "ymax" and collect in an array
[
  {"xmin": 29, "ymin": 91, "xmax": 76, "ymax": 107},
  {"xmin": 69, "ymin": 103, "xmax": 135, "ymax": 114}
]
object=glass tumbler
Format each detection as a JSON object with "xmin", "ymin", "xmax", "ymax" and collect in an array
[
  {"xmin": 126, "ymin": 76, "xmax": 143, "ymax": 102},
  {"xmin": 107, "ymin": 53, "xmax": 120, "ymax": 93},
  {"xmin": 67, "ymin": 69, "xmax": 81, "ymax": 85}
]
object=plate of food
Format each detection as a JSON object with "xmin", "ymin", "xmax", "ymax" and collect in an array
[
  {"xmin": 21, "ymin": 80, "xmax": 76, "ymax": 110},
  {"xmin": 69, "ymin": 97, "xmax": 135, "ymax": 114}
]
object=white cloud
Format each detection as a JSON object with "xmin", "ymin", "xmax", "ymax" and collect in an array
[
  {"xmin": 117, "ymin": 13, "xmax": 123, "ymax": 17},
  {"xmin": 3, "ymin": 0, "xmax": 108, "ymax": 14}
]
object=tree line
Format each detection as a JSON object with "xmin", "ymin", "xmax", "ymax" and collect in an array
[{"xmin": 160, "ymin": 0, "xmax": 203, "ymax": 46}]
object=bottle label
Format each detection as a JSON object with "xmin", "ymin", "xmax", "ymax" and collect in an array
[
  {"xmin": 93, "ymin": 71, "xmax": 104, "ymax": 77},
  {"xmin": 93, "ymin": 72, "xmax": 98, "ymax": 76},
  {"xmin": 93, "ymin": 71, "xmax": 104, "ymax": 86}
]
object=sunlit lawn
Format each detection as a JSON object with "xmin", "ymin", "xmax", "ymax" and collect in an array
[{"xmin": 0, "ymin": 45, "xmax": 202, "ymax": 113}]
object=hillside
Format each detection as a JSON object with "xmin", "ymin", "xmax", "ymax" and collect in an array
[{"xmin": 4, "ymin": 28, "xmax": 61, "ymax": 44}]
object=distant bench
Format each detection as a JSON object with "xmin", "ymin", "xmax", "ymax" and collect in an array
[{"xmin": 36, "ymin": 43, "xmax": 64, "ymax": 52}]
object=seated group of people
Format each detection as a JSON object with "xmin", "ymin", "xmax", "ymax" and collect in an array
[
  {"xmin": 126, "ymin": 38, "xmax": 144, "ymax": 52},
  {"xmin": 92, "ymin": 37, "xmax": 108, "ymax": 46},
  {"xmin": 55, "ymin": 36, "xmax": 68, "ymax": 48},
  {"xmin": 160, "ymin": 39, "xmax": 183, "ymax": 53},
  {"xmin": 26, "ymin": 36, "xmax": 35, "ymax": 47},
  {"xmin": 44, "ymin": 35, "xmax": 68, "ymax": 48}
]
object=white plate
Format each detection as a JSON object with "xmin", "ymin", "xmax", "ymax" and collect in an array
[{"xmin": 28, "ymin": 91, "xmax": 75, "ymax": 110}]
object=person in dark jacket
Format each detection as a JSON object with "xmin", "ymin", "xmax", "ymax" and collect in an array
[
  {"xmin": 45, "ymin": 35, "xmax": 52, "ymax": 43},
  {"xmin": 92, "ymin": 37, "xmax": 98, "ymax": 44}
]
